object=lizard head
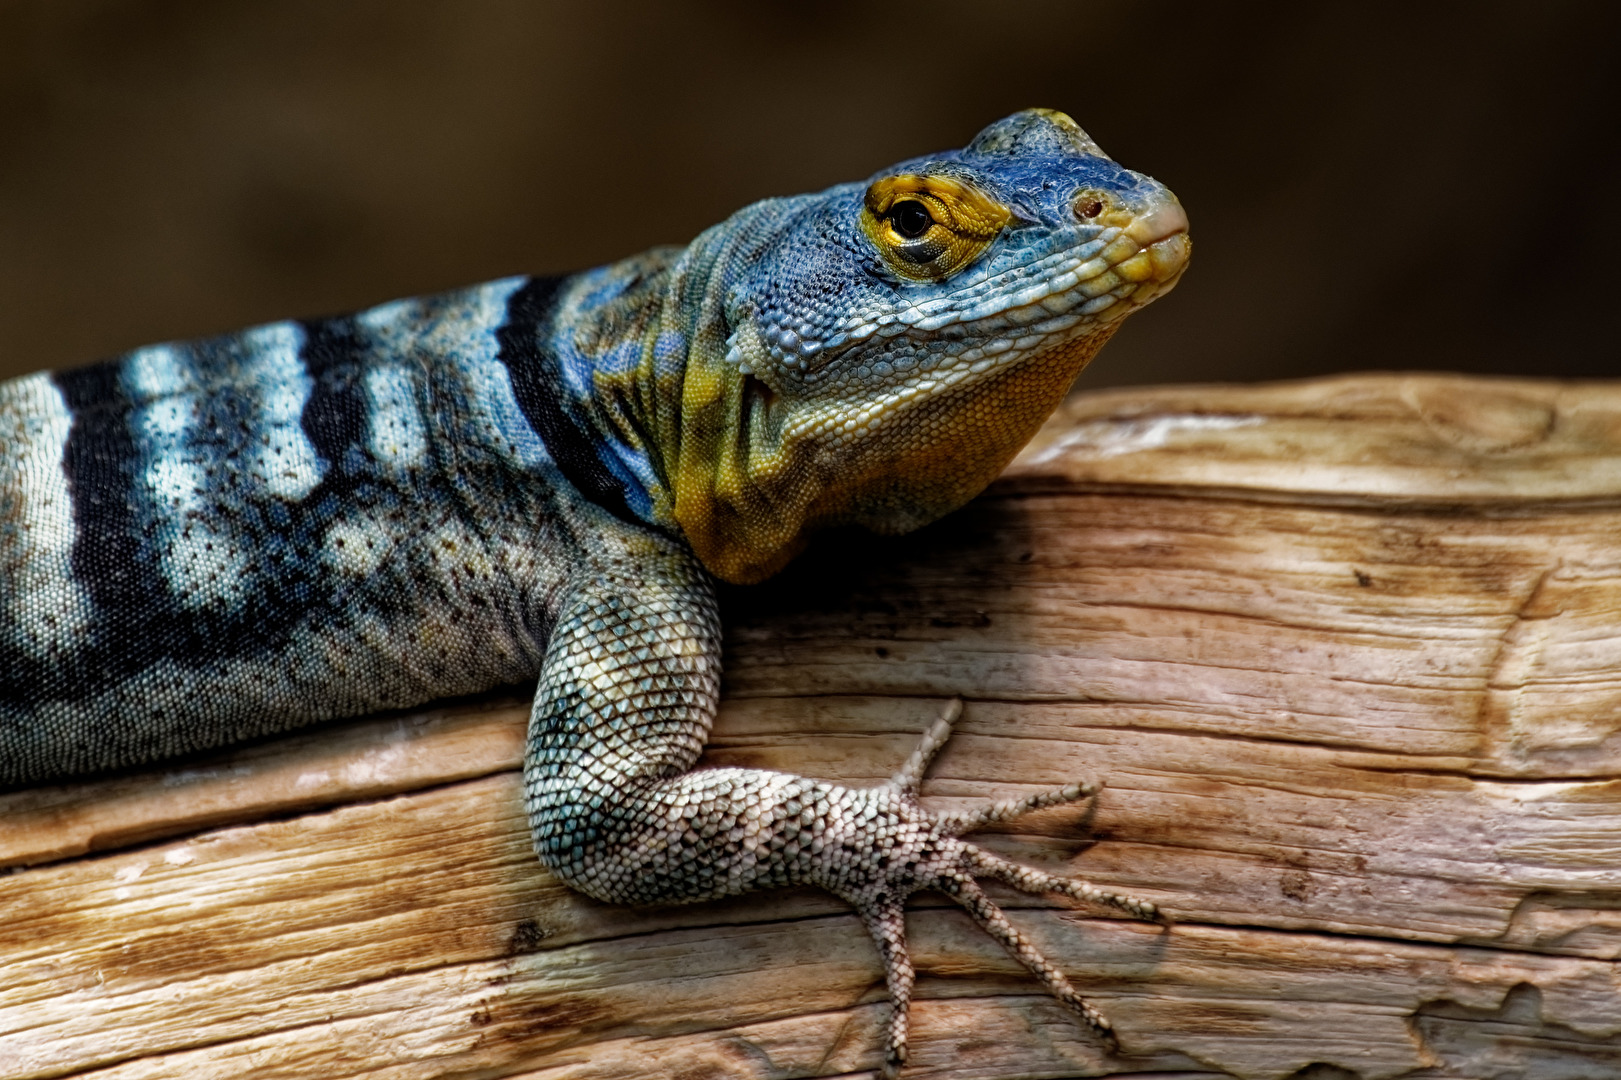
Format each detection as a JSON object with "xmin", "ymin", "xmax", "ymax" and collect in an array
[{"xmin": 671, "ymin": 108, "xmax": 1190, "ymax": 582}]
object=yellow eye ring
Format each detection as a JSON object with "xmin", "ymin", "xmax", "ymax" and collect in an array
[{"xmin": 860, "ymin": 174, "xmax": 1010, "ymax": 282}]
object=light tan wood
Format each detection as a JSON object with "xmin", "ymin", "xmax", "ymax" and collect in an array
[{"xmin": 3, "ymin": 373, "xmax": 1619, "ymax": 1080}]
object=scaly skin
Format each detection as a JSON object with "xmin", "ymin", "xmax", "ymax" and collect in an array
[{"xmin": 0, "ymin": 109, "xmax": 1189, "ymax": 1074}]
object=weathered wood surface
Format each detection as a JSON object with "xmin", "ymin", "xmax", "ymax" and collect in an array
[{"xmin": 4, "ymin": 372, "xmax": 1620, "ymax": 1080}]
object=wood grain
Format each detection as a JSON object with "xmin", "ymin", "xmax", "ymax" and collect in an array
[{"xmin": 3, "ymin": 373, "xmax": 1619, "ymax": 1080}]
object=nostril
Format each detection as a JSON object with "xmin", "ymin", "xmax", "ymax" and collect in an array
[{"xmin": 1074, "ymin": 193, "xmax": 1105, "ymax": 220}]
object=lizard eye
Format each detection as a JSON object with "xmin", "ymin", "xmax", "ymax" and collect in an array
[
  {"xmin": 860, "ymin": 174, "xmax": 1011, "ymax": 282},
  {"xmin": 890, "ymin": 200, "xmax": 934, "ymax": 239}
]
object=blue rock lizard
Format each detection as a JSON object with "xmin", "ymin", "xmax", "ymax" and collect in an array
[{"xmin": 0, "ymin": 109, "xmax": 1190, "ymax": 1074}]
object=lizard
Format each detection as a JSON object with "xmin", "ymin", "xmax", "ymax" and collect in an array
[{"xmin": 0, "ymin": 108, "xmax": 1190, "ymax": 1075}]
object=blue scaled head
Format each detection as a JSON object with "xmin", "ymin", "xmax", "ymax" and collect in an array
[{"xmin": 670, "ymin": 109, "xmax": 1191, "ymax": 582}]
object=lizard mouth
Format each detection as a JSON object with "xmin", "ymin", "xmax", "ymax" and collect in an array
[
  {"xmin": 1116, "ymin": 199, "xmax": 1192, "ymax": 305},
  {"xmin": 910, "ymin": 192, "xmax": 1191, "ymax": 333},
  {"xmin": 1126, "ymin": 198, "xmax": 1190, "ymax": 250},
  {"xmin": 930, "ymin": 193, "xmax": 1191, "ymax": 340}
]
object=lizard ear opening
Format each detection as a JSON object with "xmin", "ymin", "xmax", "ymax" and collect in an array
[{"xmin": 860, "ymin": 174, "xmax": 1010, "ymax": 282}]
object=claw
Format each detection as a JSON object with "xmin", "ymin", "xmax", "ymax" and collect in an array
[
  {"xmin": 966, "ymin": 847, "xmax": 1164, "ymax": 923},
  {"xmin": 945, "ymin": 872, "xmax": 1119, "ymax": 1041},
  {"xmin": 890, "ymin": 698, "xmax": 960, "ymax": 793},
  {"xmin": 853, "ymin": 707, "xmax": 1164, "ymax": 1073},
  {"xmin": 935, "ymin": 779, "xmax": 1099, "ymax": 837},
  {"xmin": 856, "ymin": 896, "xmax": 914, "ymax": 1078}
]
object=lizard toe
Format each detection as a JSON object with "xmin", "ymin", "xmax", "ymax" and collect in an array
[{"xmin": 831, "ymin": 705, "xmax": 1164, "ymax": 1071}]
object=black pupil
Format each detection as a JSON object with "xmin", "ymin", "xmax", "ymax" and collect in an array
[{"xmin": 892, "ymin": 201, "xmax": 932, "ymax": 239}]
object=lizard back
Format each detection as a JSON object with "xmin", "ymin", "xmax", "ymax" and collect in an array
[{"xmin": 0, "ymin": 276, "xmax": 630, "ymax": 784}]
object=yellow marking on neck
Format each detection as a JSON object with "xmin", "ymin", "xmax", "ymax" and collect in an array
[{"xmin": 672, "ymin": 325, "xmax": 1119, "ymax": 584}]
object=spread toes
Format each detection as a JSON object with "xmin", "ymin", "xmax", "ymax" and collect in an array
[{"xmin": 843, "ymin": 701, "xmax": 1163, "ymax": 1074}]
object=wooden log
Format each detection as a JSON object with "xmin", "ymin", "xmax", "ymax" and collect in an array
[{"xmin": 3, "ymin": 372, "xmax": 1619, "ymax": 1080}]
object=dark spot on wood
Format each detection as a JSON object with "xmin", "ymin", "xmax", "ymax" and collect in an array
[
  {"xmin": 486, "ymin": 998, "xmax": 614, "ymax": 1045},
  {"xmin": 506, "ymin": 918, "xmax": 552, "ymax": 955},
  {"xmin": 1354, "ymin": 569, "xmax": 1373, "ymax": 587}
]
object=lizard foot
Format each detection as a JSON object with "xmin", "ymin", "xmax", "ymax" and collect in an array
[{"xmin": 840, "ymin": 699, "xmax": 1164, "ymax": 1077}]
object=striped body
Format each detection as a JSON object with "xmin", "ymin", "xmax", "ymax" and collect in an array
[{"xmin": 0, "ymin": 276, "xmax": 637, "ymax": 784}]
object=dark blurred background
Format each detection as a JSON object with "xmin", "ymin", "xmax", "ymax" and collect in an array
[{"xmin": 1, "ymin": 0, "xmax": 1616, "ymax": 388}]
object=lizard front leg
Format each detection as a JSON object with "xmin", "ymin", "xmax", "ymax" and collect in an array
[{"xmin": 522, "ymin": 550, "xmax": 1163, "ymax": 1075}]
